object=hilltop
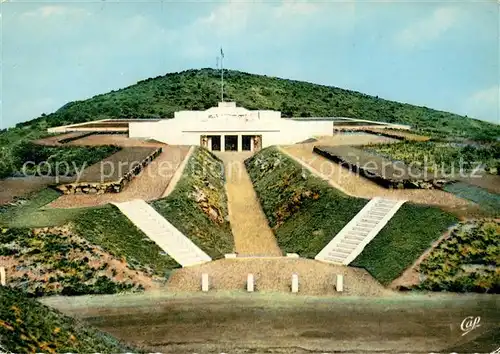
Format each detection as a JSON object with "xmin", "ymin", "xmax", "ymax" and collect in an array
[
  {"xmin": 1, "ymin": 68, "xmax": 499, "ymax": 178},
  {"xmin": 7, "ymin": 68, "xmax": 500, "ymax": 140}
]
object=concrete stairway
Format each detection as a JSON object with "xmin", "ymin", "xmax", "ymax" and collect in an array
[
  {"xmin": 112, "ymin": 199, "xmax": 211, "ymax": 267},
  {"xmin": 315, "ymin": 197, "xmax": 405, "ymax": 265}
]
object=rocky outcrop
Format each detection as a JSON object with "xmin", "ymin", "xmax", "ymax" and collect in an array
[{"xmin": 55, "ymin": 148, "xmax": 162, "ymax": 194}]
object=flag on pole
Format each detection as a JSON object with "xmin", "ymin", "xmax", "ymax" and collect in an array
[{"xmin": 220, "ymin": 47, "xmax": 224, "ymax": 58}]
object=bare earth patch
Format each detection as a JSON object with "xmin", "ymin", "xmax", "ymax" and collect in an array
[
  {"xmin": 215, "ymin": 152, "xmax": 282, "ymax": 256},
  {"xmin": 166, "ymin": 258, "xmax": 391, "ymax": 296},
  {"xmin": 47, "ymin": 146, "xmax": 190, "ymax": 208}
]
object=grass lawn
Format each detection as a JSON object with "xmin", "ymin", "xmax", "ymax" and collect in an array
[
  {"xmin": 0, "ymin": 286, "xmax": 135, "ymax": 353},
  {"xmin": 73, "ymin": 205, "xmax": 180, "ymax": 277},
  {"xmin": 151, "ymin": 147, "xmax": 233, "ymax": 259},
  {"xmin": 443, "ymin": 182, "xmax": 500, "ymax": 215},
  {"xmin": 0, "ymin": 188, "xmax": 179, "ymax": 277},
  {"xmin": 245, "ymin": 147, "xmax": 367, "ymax": 258},
  {"xmin": 350, "ymin": 203, "xmax": 459, "ymax": 285},
  {"xmin": 0, "ymin": 188, "xmax": 85, "ymax": 228},
  {"xmin": 246, "ymin": 146, "xmax": 459, "ymax": 285}
]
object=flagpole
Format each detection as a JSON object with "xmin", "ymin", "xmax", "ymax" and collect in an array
[{"xmin": 221, "ymin": 49, "xmax": 224, "ymax": 102}]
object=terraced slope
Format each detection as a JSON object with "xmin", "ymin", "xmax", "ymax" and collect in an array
[
  {"xmin": 246, "ymin": 147, "xmax": 458, "ymax": 286},
  {"xmin": 151, "ymin": 147, "xmax": 234, "ymax": 259},
  {"xmin": 282, "ymin": 142, "xmax": 479, "ymax": 217}
]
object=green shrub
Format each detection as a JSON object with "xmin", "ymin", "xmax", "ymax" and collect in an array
[
  {"xmin": 0, "ymin": 286, "xmax": 135, "ymax": 353},
  {"xmin": 417, "ymin": 220, "xmax": 500, "ymax": 293}
]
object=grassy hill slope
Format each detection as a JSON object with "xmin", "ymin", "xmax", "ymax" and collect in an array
[
  {"xmin": 246, "ymin": 147, "xmax": 459, "ymax": 285},
  {"xmin": 3, "ymin": 68, "xmax": 499, "ymax": 141},
  {"xmin": 151, "ymin": 147, "xmax": 234, "ymax": 259},
  {"xmin": 0, "ymin": 286, "xmax": 134, "ymax": 353}
]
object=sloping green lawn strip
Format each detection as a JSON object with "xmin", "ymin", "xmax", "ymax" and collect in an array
[
  {"xmin": 351, "ymin": 203, "xmax": 459, "ymax": 285},
  {"xmin": 246, "ymin": 147, "xmax": 459, "ymax": 285},
  {"xmin": 0, "ymin": 286, "xmax": 135, "ymax": 353},
  {"xmin": 443, "ymin": 182, "xmax": 500, "ymax": 215},
  {"xmin": 245, "ymin": 146, "xmax": 367, "ymax": 257},
  {"xmin": 151, "ymin": 147, "xmax": 233, "ymax": 259},
  {"xmin": 0, "ymin": 188, "xmax": 84, "ymax": 228},
  {"xmin": 73, "ymin": 205, "xmax": 179, "ymax": 277}
]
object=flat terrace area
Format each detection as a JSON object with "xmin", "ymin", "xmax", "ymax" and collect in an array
[
  {"xmin": 334, "ymin": 127, "xmax": 431, "ymax": 141},
  {"xmin": 67, "ymin": 133, "xmax": 166, "ymax": 147},
  {"xmin": 0, "ymin": 176, "xmax": 74, "ymax": 205},
  {"xmin": 52, "ymin": 118, "xmax": 160, "ymax": 129},
  {"xmin": 282, "ymin": 138, "xmax": 482, "ymax": 217},
  {"xmin": 36, "ymin": 132, "xmax": 166, "ymax": 147},
  {"xmin": 314, "ymin": 145, "xmax": 442, "ymax": 187},
  {"xmin": 48, "ymin": 145, "xmax": 190, "ymax": 208},
  {"xmin": 41, "ymin": 292, "xmax": 500, "ymax": 354},
  {"xmin": 75, "ymin": 147, "xmax": 158, "ymax": 183}
]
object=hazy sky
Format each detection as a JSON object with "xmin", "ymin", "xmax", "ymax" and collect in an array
[{"xmin": 1, "ymin": 0, "xmax": 498, "ymax": 129}]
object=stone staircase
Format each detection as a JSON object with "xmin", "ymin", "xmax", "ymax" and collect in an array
[
  {"xmin": 315, "ymin": 197, "xmax": 406, "ymax": 265},
  {"xmin": 112, "ymin": 199, "xmax": 211, "ymax": 267}
]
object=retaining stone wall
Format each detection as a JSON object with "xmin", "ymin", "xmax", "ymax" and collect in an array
[{"xmin": 55, "ymin": 147, "xmax": 162, "ymax": 194}]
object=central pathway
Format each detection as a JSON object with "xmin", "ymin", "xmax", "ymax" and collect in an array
[{"xmin": 215, "ymin": 152, "xmax": 282, "ymax": 256}]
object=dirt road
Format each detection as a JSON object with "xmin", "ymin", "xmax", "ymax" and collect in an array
[
  {"xmin": 41, "ymin": 292, "xmax": 500, "ymax": 353},
  {"xmin": 216, "ymin": 152, "xmax": 282, "ymax": 256}
]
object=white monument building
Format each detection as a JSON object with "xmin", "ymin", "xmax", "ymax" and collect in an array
[
  {"xmin": 47, "ymin": 51, "xmax": 408, "ymax": 148},
  {"xmin": 128, "ymin": 101, "xmax": 332, "ymax": 152}
]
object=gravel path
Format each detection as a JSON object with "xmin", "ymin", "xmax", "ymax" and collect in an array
[
  {"xmin": 216, "ymin": 152, "xmax": 282, "ymax": 256},
  {"xmin": 282, "ymin": 143, "xmax": 477, "ymax": 213},
  {"xmin": 161, "ymin": 146, "xmax": 194, "ymax": 198},
  {"xmin": 48, "ymin": 146, "xmax": 190, "ymax": 208},
  {"xmin": 166, "ymin": 258, "xmax": 391, "ymax": 296}
]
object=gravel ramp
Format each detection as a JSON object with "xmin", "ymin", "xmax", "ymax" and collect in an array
[{"xmin": 216, "ymin": 152, "xmax": 282, "ymax": 256}]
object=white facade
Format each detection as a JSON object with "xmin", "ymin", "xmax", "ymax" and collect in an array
[{"xmin": 129, "ymin": 102, "xmax": 332, "ymax": 151}]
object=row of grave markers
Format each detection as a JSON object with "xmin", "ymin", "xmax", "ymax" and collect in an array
[{"xmin": 201, "ymin": 273, "xmax": 344, "ymax": 293}]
